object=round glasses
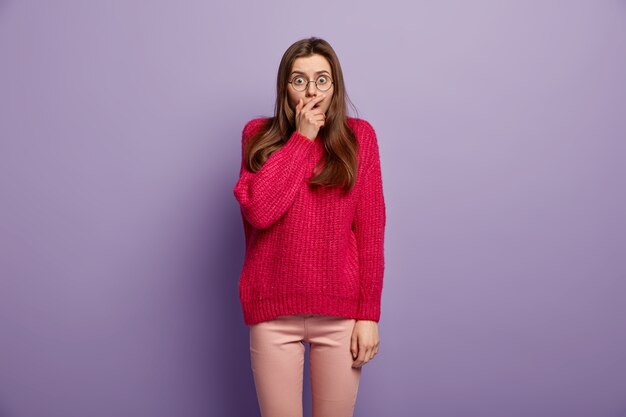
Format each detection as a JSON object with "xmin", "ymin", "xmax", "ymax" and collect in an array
[{"xmin": 288, "ymin": 74, "xmax": 334, "ymax": 92}]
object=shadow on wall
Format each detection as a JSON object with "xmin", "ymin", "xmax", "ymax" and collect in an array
[{"xmin": 210, "ymin": 121, "xmax": 262, "ymax": 416}]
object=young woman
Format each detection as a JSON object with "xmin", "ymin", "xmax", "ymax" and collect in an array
[{"xmin": 233, "ymin": 37, "xmax": 386, "ymax": 417}]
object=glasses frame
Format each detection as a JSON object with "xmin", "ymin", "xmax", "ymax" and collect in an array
[{"xmin": 288, "ymin": 74, "xmax": 334, "ymax": 92}]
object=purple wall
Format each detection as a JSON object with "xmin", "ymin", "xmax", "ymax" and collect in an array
[{"xmin": 1, "ymin": 1, "xmax": 625, "ymax": 416}]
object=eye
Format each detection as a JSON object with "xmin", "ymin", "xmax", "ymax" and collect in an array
[
  {"xmin": 317, "ymin": 75, "xmax": 329, "ymax": 85},
  {"xmin": 292, "ymin": 76, "xmax": 305, "ymax": 85}
]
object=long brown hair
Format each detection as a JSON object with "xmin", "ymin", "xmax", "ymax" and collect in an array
[{"xmin": 243, "ymin": 37, "xmax": 361, "ymax": 193}]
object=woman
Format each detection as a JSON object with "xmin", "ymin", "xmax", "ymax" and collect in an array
[{"xmin": 232, "ymin": 36, "xmax": 386, "ymax": 417}]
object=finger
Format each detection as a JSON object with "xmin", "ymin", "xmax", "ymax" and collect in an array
[
  {"xmin": 303, "ymin": 94, "xmax": 326, "ymax": 111},
  {"xmin": 312, "ymin": 113, "xmax": 326, "ymax": 122},
  {"xmin": 351, "ymin": 336, "xmax": 358, "ymax": 360},
  {"xmin": 363, "ymin": 349, "xmax": 372, "ymax": 365},
  {"xmin": 307, "ymin": 111, "xmax": 325, "ymax": 123},
  {"xmin": 353, "ymin": 342, "xmax": 369, "ymax": 367},
  {"xmin": 355, "ymin": 349, "xmax": 368, "ymax": 367},
  {"xmin": 311, "ymin": 108, "xmax": 326, "ymax": 117}
]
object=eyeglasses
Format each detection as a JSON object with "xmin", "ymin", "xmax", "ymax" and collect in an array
[{"xmin": 288, "ymin": 74, "xmax": 334, "ymax": 92}]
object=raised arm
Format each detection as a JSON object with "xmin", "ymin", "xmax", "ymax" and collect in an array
[
  {"xmin": 353, "ymin": 121, "xmax": 387, "ymax": 321},
  {"xmin": 233, "ymin": 120, "xmax": 318, "ymax": 230}
]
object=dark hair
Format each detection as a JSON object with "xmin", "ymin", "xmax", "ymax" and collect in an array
[{"xmin": 243, "ymin": 37, "xmax": 361, "ymax": 193}]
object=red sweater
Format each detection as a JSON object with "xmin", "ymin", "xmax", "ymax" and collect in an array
[{"xmin": 233, "ymin": 117, "xmax": 386, "ymax": 326}]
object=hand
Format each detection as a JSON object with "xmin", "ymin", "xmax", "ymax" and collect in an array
[
  {"xmin": 350, "ymin": 320, "xmax": 380, "ymax": 368},
  {"xmin": 295, "ymin": 94, "xmax": 327, "ymax": 140}
]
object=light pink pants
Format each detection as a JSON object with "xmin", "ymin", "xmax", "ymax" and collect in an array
[{"xmin": 249, "ymin": 314, "xmax": 362, "ymax": 417}]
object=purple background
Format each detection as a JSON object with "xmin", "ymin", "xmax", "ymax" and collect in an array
[{"xmin": 1, "ymin": 1, "xmax": 625, "ymax": 416}]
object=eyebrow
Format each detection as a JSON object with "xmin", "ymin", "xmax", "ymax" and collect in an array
[{"xmin": 290, "ymin": 70, "xmax": 331, "ymax": 76}]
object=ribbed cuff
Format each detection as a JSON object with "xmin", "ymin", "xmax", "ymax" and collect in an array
[
  {"xmin": 289, "ymin": 130, "xmax": 317, "ymax": 147},
  {"xmin": 355, "ymin": 299, "xmax": 381, "ymax": 322}
]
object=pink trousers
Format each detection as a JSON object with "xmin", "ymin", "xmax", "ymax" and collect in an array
[{"xmin": 249, "ymin": 314, "xmax": 362, "ymax": 417}]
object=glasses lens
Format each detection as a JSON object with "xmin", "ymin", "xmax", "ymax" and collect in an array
[
  {"xmin": 316, "ymin": 75, "xmax": 332, "ymax": 91},
  {"xmin": 291, "ymin": 76, "xmax": 306, "ymax": 91}
]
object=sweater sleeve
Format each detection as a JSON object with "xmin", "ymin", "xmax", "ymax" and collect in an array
[
  {"xmin": 233, "ymin": 120, "xmax": 318, "ymax": 230},
  {"xmin": 353, "ymin": 121, "xmax": 387, "ymax": 322}
]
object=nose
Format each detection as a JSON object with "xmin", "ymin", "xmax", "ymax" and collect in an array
[{"xmin": 305, "ymin": 81, "xmax": 317, "ymax": 97}]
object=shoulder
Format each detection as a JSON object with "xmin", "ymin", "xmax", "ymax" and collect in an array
[
  {"xmin": 347, "ymin": 117, "xmax": 380, "ymax": 166},
  {"xmin": 242, "ymin": 117, "xmax": 271, "ymax": 142},
  {"xmin": 347, "ymin": 117, "xmax": 376, "ymax": 138},
  {"xmin": 347, "ymin": 117, "xmax": 378, "ymax": 149}
]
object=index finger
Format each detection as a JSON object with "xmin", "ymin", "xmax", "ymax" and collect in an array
[{"xmin": 303, "ymin": 94, "xmax": 326, "ymax": 111}]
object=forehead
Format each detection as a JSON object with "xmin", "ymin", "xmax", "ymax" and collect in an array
[{"xmin": 290, "ymin": 54, "xmax": 332, "ymax": 75}]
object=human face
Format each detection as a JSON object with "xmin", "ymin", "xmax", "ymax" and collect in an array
[{"xmin": 287, "ymin": 54, "xmax": 334, "ymax": 115}]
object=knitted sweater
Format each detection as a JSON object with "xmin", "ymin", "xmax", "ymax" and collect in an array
[{"xmin": 233, "ymin": 117, "xmax": 386, "ymax": 326}]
